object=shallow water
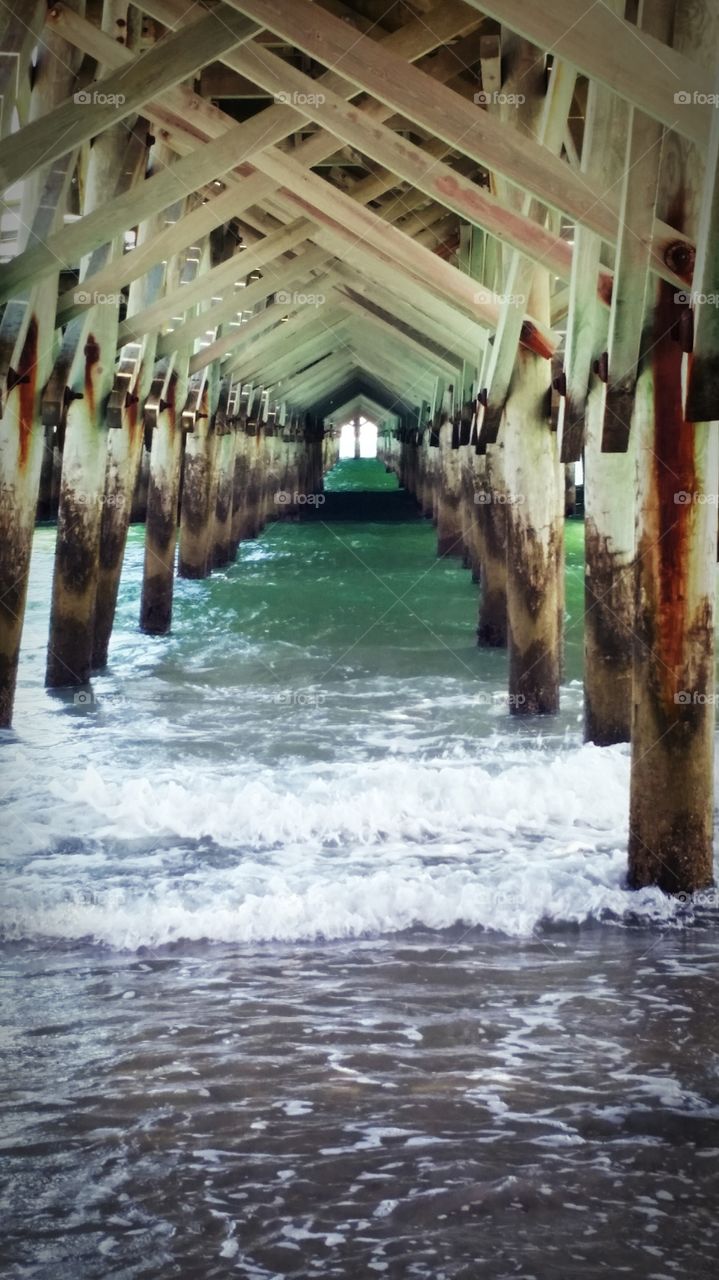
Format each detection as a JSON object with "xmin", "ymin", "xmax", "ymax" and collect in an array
[{"xmin": 2, "ymin": 460, "xmax": 718, "ymax": 1278}]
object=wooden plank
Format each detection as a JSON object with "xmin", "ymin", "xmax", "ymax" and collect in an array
[
  {"xmin": 334, "ymin": 284, "xmax": 466, "ymax": 372},
  {"xmin": 628, "ymin": 0, "xmax": 718, "ymax": 894},
  {"xmin": 330, "ymin": 262, "xmax": 482, "ymax": 364},
  {"xmin": 460, "ymin": 0, "xmax": 712, "ymax": 147},
  {"xmin": 223, "ymin": 34, "xmax": 586, "ymax": 293},
  {"xmin": 336, "ymin": 291, "xmax": 462, "ymax": 379},
  {"xmin": 117, "ymin": 218, "xmax": 312, "ymax": 344},
  {"xmin": 0, "ymin": 110, "xmax": 297, "ymax": 302},
  {"xmin": 256, "ymin": 151, "xmax": 562, "ymax": 352},
  {"xmin": 201, "ymin": 273, "xmax": 334, "ymax": 374},
  {"xmin": 47, "ymin": 0, "xmax": 485, "ymax": 314},
  {"xmin": 602, "ymin": 1, "xmax": 674, "ymax": 452},
  {"xmin": 222, "ymin": 0, "xmax": 694, "ymax": 278},
  {"xmin": 478, "ymin": 57, "xmax": 576, "ymax": 446},
  {"xmin": 160, "ymin": 243, "xmax": 329, "ymax": 357},
  {"xmin": 242, "ymin": 313, "xmax": 348, "ymax": 383},
  {"xmin": 684, "ymin": 63, "xmax": 719, "ymax": 422},
  {"xmin": 0, "ymin": 7, "xmax": 260, "ymax": 188},
  {"xmin": 559, "ymin": 60, "xmax": 629, "ymax": 463}
]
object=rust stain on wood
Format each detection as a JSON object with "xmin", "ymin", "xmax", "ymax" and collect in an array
[
  {"xmin": 17, "ymin": 316, "xmax": 39, "ymax": 469},
  {"xmin": 519, "ymin": 319, "xmax": 554, "ymax": 360},
  {"xmin": 650, "ymin": 277, "xmax": 697, "ymax": 691},
  {"xmin": 83, "ymin": 334, "xmax": 101, "ymax": 419}
]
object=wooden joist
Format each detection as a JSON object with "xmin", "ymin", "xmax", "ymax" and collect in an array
[{"xmin": 0, "ymin": 7, "xmax": 260, "ymax": 188}]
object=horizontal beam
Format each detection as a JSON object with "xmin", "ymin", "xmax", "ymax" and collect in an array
[
  {"xmin": 461, "ymin": 0, "xmax": 712, "ymax": 147},
  {"xmin": 0, "ymin": 6, "xmax": 259, "ymax": 188},
  {"xmin": 224, "ymin": 0, "xmax": 695, "ymax": 286}
]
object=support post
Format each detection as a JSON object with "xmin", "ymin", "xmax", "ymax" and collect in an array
[
  {"xmin": 139, "ymin": 354, "xmax": 189, "ymax": 635},
  {"xmin": 628, "ymin": 0, "xmax": 718, "ymax": 893}
]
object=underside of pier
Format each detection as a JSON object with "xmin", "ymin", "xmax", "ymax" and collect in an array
[{"xmin": 1, "ymin": 0, "xmax": 719, "ymax": 900}]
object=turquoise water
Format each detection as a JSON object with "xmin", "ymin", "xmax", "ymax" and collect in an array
[{"xmin": 2, "ymin": 459, "xmax": 718, "ymax": 1277}]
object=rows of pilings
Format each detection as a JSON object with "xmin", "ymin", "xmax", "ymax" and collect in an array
[
  {"xmin": 1, "ymin": 411, "xmax": 334, "ymax": 729},
  {"xmin": 378, "ymin": 391, "xmax": 717, "ymax": 900},
  {"xmin": 378, "ymin": 410, "xmax": 566, "ymax": 722}
]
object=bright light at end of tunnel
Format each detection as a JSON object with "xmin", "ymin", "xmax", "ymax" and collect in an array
[{"xmin": 338, "ymin": 417, "xmax": 378, "ymax": 459}]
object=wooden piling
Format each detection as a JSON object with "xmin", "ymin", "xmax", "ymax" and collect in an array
[
  {"xmin": 0, "ymin": 11, "xmax": 82, "ymax": 722},
  {"xmin": 139, "ymin": 356, "xmax": 188, "ymax": 635},
  {"xmin": 628, "ymin": 0, "xmax": 719, "ymax": 893}
]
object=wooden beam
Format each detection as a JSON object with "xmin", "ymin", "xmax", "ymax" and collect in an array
[
  {"xmin": 117, "ymin": 218, "xmax": 313, "ymax": 344},
  {"xmin": 460, "ymin": 0, "xmax": 712, "ymax": 147},
  {"xmin": 0, "ymin": 109, "xmax": 298, "ymax": 302},
  {"xmin": 222, "ymin": 0, "xmax": 694, "ymax": 283},
  {"xmin": 684, "ymin": 64, "xmax": 719, "ymax": 422},
  {"xmin": 478, "ymin": 56, "xmax": 576, "ymax": 445},
  {"xmin": 337, "ymin": 292, "xmax": 462, "ymax": 379},
  {"xmin": 0, "ymin": 7, "xmax": 260, "ymax": 188},
  {"xmin": 239, "ymin": 309, "xmax": 347, "ymax": 378},
  {"xmin": 223, "ymin": 33, "xmax": 587, "ymax": 294},
  {"xmin": 161, "ymin": 243, "xmax": 329, "ymax": 358},
  {"xmin": 45, "ymin": 0, "xmax": 484, "ymax": 311},
  {"xmin": 602, "ymin": 2, "xmax": 673, "ymax": 452},
  {"xmin": 203, "ymin": 278, "xmax": 335, "ymax": 375},
  {"xmin": 628, "ymin": 0, "xmax": 718, "ymax": 895},
  {"xmin": 330, "ymin": 261, "xmax": 482, "ymax": 364},
  {"xmin": 191, "ymin": 295, "xmax": 313, "ymax": 376},
  {"xmin": 256, "ymin": 153, "xmax": 562, "ymax": 350}
]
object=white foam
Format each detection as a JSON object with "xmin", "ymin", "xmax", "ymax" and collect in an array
[{"xmin": 1, "ymin": 743, "xmax": 709, "ymax": 949}]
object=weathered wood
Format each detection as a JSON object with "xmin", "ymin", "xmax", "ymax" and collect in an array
[
  {"xmin": 117, "ymin": 219, "xmax": 312, "ymax": 345},
  {"xmin": 93, "ymin": 172, "xmax": 176, "ymax": 668},
  {"xmin": 566, "ymin": 21, "xmax": 638, "ymax": 745},
  {"xmin": 0, "ymin": 7, "xmax": 87, "ymax": 720},
  {"xmin": 460, "ymin": 0, "xmax": 712, "ymax": 146},
  {"xmin": 498, "ymin": 37, "xmax": 563, "ymax": 714},
  {"xmin": 178, "ymin": 359, "xmax": 221, "ymax": 579},
  {"xmin": 628, "ymin": 0, "xmax": 719, "ymax": 894},
  {"xmin": 161, "ymin": 244, "xmax": 327, "ymax": 358},
  {"xmin": 478, "ymin": 57, "xmax": 575, "ymax": 446},
  {"xmin": 140, "ymin": 353, "xmax": 189, "ymax": 634},
  {"xmin": 601, "ymin": 3, "xmax": 673, "ymax": 453},
  {"xmin": 684, "ymin": 65, "xmax": 719, "ymax": 423},
  {"xmin": 227, "ymin": 35, "xmax": 586, "ymax": 298},
  {"xmin": 0, "ymin": 110, "xmax": 296, "ymax": 303},
  {"xmin": 559, "ymin": 22, "xmax": 629, "ymax": 463},
  {"xmin": 222, "ymin": 0, "xmax": 695, "ymax": 286},
  {"xmin": 194, "ymin": 264, "xmax": 332, "ymax": 375},
  {"xmin": 53, "ymin": 0, "xmax": 481, "ymax": 310},
  {"xmin": 46, "ymin": 105, "xmax": 135, "ymax": 688},
  {"xmin": 258, "ymin": 154, "xmax": 546, "ymax": 342},
  {"xmin": 0, "ymin": 7, "xmax": 259, "ymax": 189}
]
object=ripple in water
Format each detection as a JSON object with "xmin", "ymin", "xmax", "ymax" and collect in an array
[{"xmin": 2, "ymin": 497, "xmax": 718, "ymax": 1276}]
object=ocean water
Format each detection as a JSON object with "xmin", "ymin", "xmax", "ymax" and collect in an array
[{"xmin": 2, "ymin": 459, "xmax": 718, "ymax": 1278}]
